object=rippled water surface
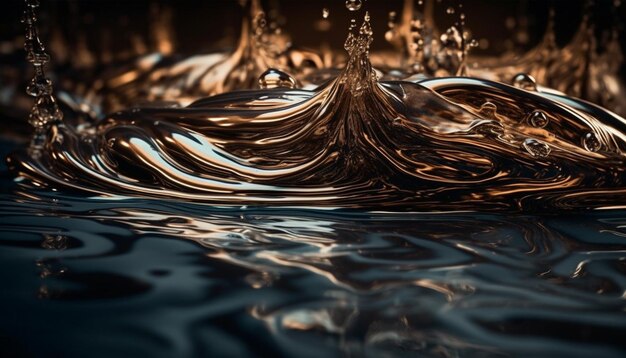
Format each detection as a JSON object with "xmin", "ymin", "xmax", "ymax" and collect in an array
[{"xmin": 1, "ymin": 146, "xmax": 626, "ymax": 357}]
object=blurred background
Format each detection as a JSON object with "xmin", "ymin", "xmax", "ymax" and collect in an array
[
  {"xmin": 1, "ymin": 0, "xmax": 625, "ymax": 139},
  {"xmin": 1, "ymin": 0, "xmax": 624, "ymax": 63}
]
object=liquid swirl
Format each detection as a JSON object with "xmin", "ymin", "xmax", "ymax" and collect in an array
[{"xmin": 7, "ymin": 13, "xmax": 626, "ymax": 212}]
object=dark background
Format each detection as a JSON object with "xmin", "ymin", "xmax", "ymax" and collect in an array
[{"xmin": 1, "ymin": 0, "xmax": 624, "ymax": 60}]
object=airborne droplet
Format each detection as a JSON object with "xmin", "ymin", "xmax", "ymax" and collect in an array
[
  {"xmin": 522, "ymin": 138, "xmax": 551, "ymax": 158},
  {"xmin": 322, "ymin": 8, "xmax": 330, "ymax": 19},
  {"xmin": 258, "ymin": 68, "xmax": 297, "ymax": 89},
  {"xmin": 528, "ymin": 110, "xmax": 549, "ymax": 128},
  {"xmin": 345, "ymin": 0, "xmax": 362, "ymax": 11},
  {"xmin": 446, "ymin": 6, "xmax": 455, "ymax": 14},
  {"xmin": 512, "ymin": 73, "xmax": 538, "ymax": 91},
  {"xmin": 583, "ymin": 132, "xmax": 601, "ymax": 152}
]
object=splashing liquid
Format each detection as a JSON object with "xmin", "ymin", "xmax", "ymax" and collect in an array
[
  {"xmin": 21, "ymin": 0, "xmax": 63, "ymax": 154},
  {"xmin": 9, "ymin": 8, "xmax": 626, "ymax": 212},
  {"xmin": 380, "ymin": 0, "xmax": 625, "ymax": 118},
  {"xmin": 4, "ymin": 3, "xmax": 626, "ymax": 357},
  {"xmin": 76, "ymin": 0, "xmax": 323, "ymax": 114},
  {"xmin": 382, "ymin": 0, "xmax": 477, "ymax": 77},
  {"xmin": 473, "ymin": 5, "xmax": 626, "ymax": 117}
]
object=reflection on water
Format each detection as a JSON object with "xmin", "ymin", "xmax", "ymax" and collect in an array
[
  {"xmin": 1, "ymin": 175, "xmax": 625, "ymax": 357},
  {"xmin": 2, "ymin": 1, "xmax": 626, "ymax": 357}
]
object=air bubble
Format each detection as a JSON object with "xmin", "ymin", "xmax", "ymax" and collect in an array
[
  {"xmin": 512, "ymin": 73, "xmax": 537, "ymax": 91},
  {"xmin": 468, "ymin": 119, "xmax": 505, "ymax": 137},
  {"xmin": 528, "ymin": 110, "xmax": 549, "ymax": 128},
  {"xmin": 583, "ymin": 132, "xmax": 601, "ymax": 152},
  {"xmin": 479, "ymin": 102, "xmax": 498, "ymax": 118},
  {"xmin": 522, "ymin": 138, "xmax": 551, "ymax": 158},
  {"xmin": 258, "ymin": 68, "xmax": 297, "ymax": 89}
]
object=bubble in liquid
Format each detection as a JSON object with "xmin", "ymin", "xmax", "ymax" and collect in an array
[
  {"xmin": 528, "ymin": 110, "xmax": 549, "ymax": 128},
  {"xmin": 345, "ymin": 0, "xmax": 362, "ymax": 11},
  {"xmin": 469, "ymin": 119, "xmax": 505, "ymax": 137},
  {"xmin": 446, "ymin": 6, "xmax": 455, "ymax": 14},
  {"xmin": 522, "ymin": 138, "xmax": 551, "ymax": 158},
  {"xmin": 583, "ymin": 132, "xmax": 601, "ymax": 152},
  {"xmin": 258, "ymin": 68, "xmax": 297, "ymax": 89},
  {"xmin": 479, "ymin": 102, "xmax": 498, "ymax": 118},
  {"xmin": 322, "ymin": 8, "xmax": 329, "ymax": 19},
  {"xmin": 512, "ymin": 73, "xmax": 538, "ymax": 91}
]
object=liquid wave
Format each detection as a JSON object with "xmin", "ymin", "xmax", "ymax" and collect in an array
[{"xmin": 8, "ymin": 15, "xmax": 626, "ymax": 212}]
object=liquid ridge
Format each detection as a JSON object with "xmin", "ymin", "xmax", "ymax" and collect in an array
[{"xmin": 8, "ymin": 14, "xmax": 626, "ymax": 211}]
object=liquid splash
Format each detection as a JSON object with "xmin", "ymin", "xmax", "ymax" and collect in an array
[
  {"xmin": 76, "ymin": 0, "xmax": 324, "ymax": 114},
  {"xmin": 382, "ymin": 0, "xmax": 476, "ymax": 77},
  {"xmin": 2, "ymin": 3, "xmax": 626, "ymax": 356},
  {"xmin": 9, "ymin": 11, "xmax": 626, "ymax": 211},
  {"xmin": 472, "ymin": 6, "xmax": 626, "ymax": 118},
  {"xmin": 380, "ymin": 0, "xmax": 626, "ymax": 118},
  {"xmin": 21, "ymin": 0, "xmax": 63, "ymax": 153}
]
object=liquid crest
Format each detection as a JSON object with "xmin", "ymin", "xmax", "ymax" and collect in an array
[{"xmin": 9, "ymin": 10, "xmax": 626, "ymax": 212}]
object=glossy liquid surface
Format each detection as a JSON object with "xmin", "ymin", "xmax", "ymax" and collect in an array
[
  {"xmin": 0, "ymin": 170, "xmax": 625, "ymax": 357},
  {"xmin": 1, "ymin": 1, "xmax": 626, "ymax": 357}
]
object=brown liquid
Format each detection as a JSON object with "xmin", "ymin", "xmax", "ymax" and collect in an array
[{"xmin": 10, "ymin": 11, "xmax": 626, "ymax": 211}]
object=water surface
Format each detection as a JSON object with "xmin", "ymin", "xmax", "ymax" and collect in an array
[{"xmin": 1, "ymin": 153, "xmax": 625, "ymax": 357}]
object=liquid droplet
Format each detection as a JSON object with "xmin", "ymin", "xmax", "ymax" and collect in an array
[
  {"xmin": 512, "ymin": 73, "xmax": 538, "ymax": 91},
  {"xmin": 528, "ymin": 110, "xmax": 549, "ymax": 128},
  {"xmin": 21, "ymin": 0, "xmax": 63, "ymax": 133},
  {"xmin": 26, "ymin": 77, "xmax": 52, "ymax": 97},
  {"xmin": 349, "ymin": 18, "xmax": 357, "ymax": 31},
  {"xmin": 468, "ymin": 119, "xmax": 505, "ymax": 137},
  {"xmin": 446, "ymin": 7, "xmax": 455, "ymax": 14},
  {"xmin": 345, "ymin": 0, "xmax": 362, "ymax": 11},
  {"xmin": 258, "ymin": 68, "xmax": 297, "ymax": 89},
  {"xmin": 322, "ymin": 8, "xmax": 330, "ymax": 19},
  {"xmin": 479, "ymin": 102, "xmax": 498, "ymax": 118},
  {"xmin": 583, "ymin": 132, "xmax": 601, "ymax": 152},
  {"xmin": 522, "ymin": 138, "xmax": 551, "ymax": 158},
  {"xmin": 385, "ymin": 29, "xmax": 397, "ymax": 42}
]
